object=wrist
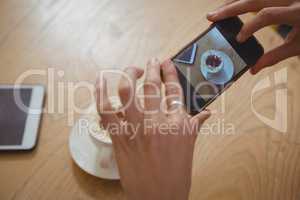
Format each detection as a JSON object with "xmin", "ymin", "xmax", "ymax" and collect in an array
[{"xmin": 124, "ymin": 179, "xmax": 191, "ymax": 200}]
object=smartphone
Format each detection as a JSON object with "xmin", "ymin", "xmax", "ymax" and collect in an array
[{"xmin": 172, "ymin": 17, "xmax": 264, "ymax": 115}]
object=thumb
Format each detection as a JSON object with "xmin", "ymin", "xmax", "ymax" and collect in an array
[
  {"xmin": 190, "ymin": 110, "xmax": 211, "ymax": 132},
  {"xmin": 237, "ymin": 7, "xmax": 298, "ymax": 42},
  {"xmin": 250, "ymin": 40, "xmax": 300, "ymax": 75}
]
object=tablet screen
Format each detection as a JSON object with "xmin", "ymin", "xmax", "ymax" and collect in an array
[{"xmin": 0, "ymin": 89, "xmax": 32, "ymax": 145}]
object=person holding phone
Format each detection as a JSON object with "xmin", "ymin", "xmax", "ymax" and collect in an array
[
  {"xmin": 207, "ymin": 0, "xmax": 300, "ymax": 75},
  {"xmin": 95, "ymin": 1, "xmax": 300, "ymax": 200},
  {"xmin": 96, "ymin": 59, "xmax": 211, "ymax": 200}
]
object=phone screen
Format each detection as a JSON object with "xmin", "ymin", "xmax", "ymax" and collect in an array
[{"xmin": 173, "ymin": 26, "xmax": 247, "ymax": 112}]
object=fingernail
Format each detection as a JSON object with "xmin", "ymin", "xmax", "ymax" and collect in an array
[
  {"xmin": 202, "ymin": 109, "xmax": 211, "ymax": 116},
  {"xmin": 249, "ymin": 68, "xmax": 255, "ymax": 75},
  {"xmin": 207, "ymin": 11, "xmax": 217, "ymax": 19},
  {"xmin": 149, "ymin": 58, "xmax": 159, "ymax": 66},
  {"xmin": 136, "ymin": 68, "xmax": 144, "ymax": 77},
  {"xmin": 237, "ymin": 33, "xmax": 246, "ymax": 43},
  {"xmin": 125, "ymin": 67, "xmax": 143, "ymax": 76},
  {"xmin": 165, "ymin": 59, "xmax": 173, "ymax": 66}
]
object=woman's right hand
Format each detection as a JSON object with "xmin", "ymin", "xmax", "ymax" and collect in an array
[
  {"xmin": 95, "ymin": 59, "xmax": 210, "ymax": 200},
  {"xmin": 207, "ymin": 0, "xmax": 300, "ymax": 74}
]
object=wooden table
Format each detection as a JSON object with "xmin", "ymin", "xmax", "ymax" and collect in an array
[{"xmin": 0, "ymin": 0, "xmax": 299, "ymax": 199}]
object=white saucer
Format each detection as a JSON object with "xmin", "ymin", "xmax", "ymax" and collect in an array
[
  {"xmin": 69, "ymin": 100, "xmax": 120, "ymax": 180},
  {"xmin": 200, "ymin": 51, "xmax": 234, "ymax": 85}
]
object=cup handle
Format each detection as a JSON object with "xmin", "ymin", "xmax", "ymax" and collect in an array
[{"xmin": 99, "ymin": 145, "xmax": 113, "ymax": 169}]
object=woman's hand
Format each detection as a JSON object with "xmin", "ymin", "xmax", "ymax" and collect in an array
[
  {"xmin": 207, "ymin": 0, "xmax": 300, "ymax": 74},
  {"xmin": 95, "ymin": 59, "xmax": 210, "ymax": 200}
]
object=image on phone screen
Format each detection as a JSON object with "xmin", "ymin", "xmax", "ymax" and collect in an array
[{"xmin": 173, "ymin": 26, "xmax": 248, "ymax": 113}]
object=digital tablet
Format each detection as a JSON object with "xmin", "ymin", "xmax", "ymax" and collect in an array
[{"xmin": 0, "ymin": 85, "xmax": 44, "ymax": 150}]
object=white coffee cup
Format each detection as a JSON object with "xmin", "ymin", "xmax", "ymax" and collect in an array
[
  {"xmin": 69, "ymin": 96, "xmax": 122, "ymax": 179},
  {"xmin": 89, "ymin": 121, "xmax": 115, "ymax": 169},
  {"xmin": 87, "ymin": 96, "xmax": 122, "ymax": 171}
]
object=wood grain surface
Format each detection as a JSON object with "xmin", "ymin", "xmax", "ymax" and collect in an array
[{"xmin": 0, "ymin": 0, "xmax": 299, "ymax": 200}]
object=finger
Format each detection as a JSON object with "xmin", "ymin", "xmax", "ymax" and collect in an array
[
  {"xmin": 250, "ymin": 41, "xmax": 300, "ymax": 74},
  {"xmin": 224, "ymin": 0, "xmax": 239, "ymax": 6},
  {"xmin": 285, "ymin": 26, "xmax": 300, "ymax": 43},
  {"xmin": 95, "ymin": 76, "xmax": 120, "ymax": 133},
  {"xmin": 144, "ymin": 58, "xmax": 162, "ymax": 113},
  {"xmin": 207, "ymin": 0, "xmax": 260, "ymax": 22},
  {"xmin": 161, "ymin": 59, "xmax": 185, "ymax": 114},
  {"xmin": 215, "ymin": 0, "xmax": 239, "ymax": 10},
  {"xmin": 237, "ymin": 7, "xmax": 300, "ymax": 42},
  {"xmin": 190, "ymin": 110, "xmax": 211, "ymax": 132},
  {"xmin": 118, "ymin": 67, "xmax": 144, "ymax": 120}
]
